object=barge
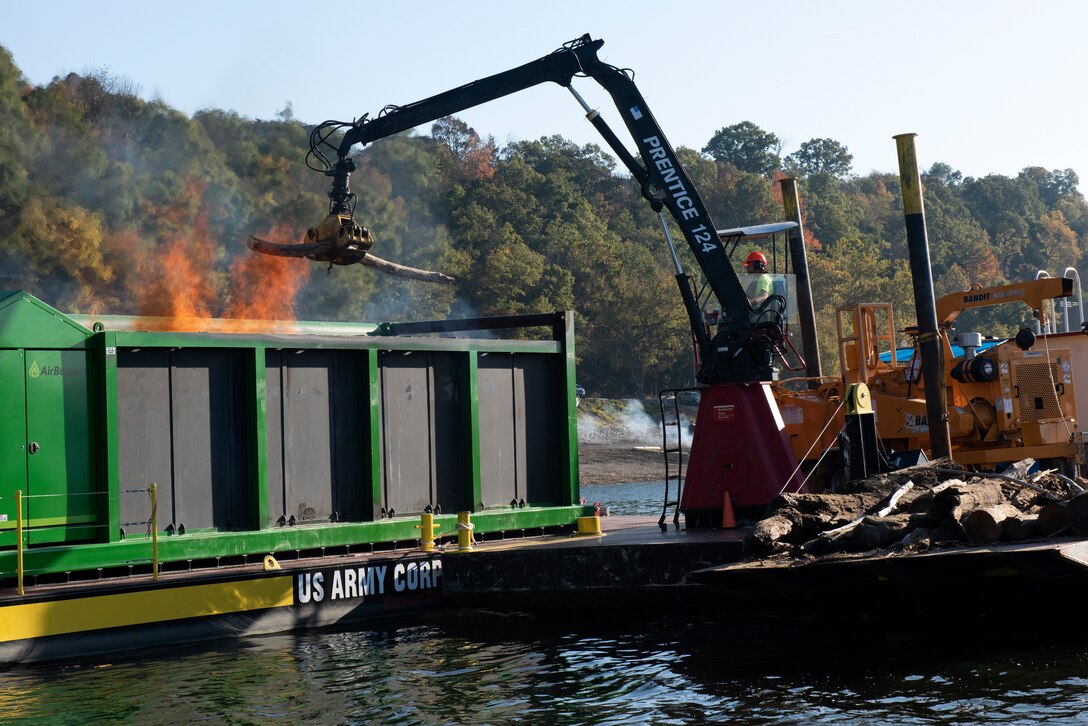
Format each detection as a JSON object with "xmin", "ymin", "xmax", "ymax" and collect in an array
[{"xmin": 0, "ymin": 290, "xmax": 594, "ymax": 662}]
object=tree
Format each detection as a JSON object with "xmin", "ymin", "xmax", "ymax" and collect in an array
[
  {"xmin": 926, "ymin": 162, "xmax": 962, "ymax": 187},
  {"xmin": 472, "ymin": 230, "xmax": 545, "ymax": 314},
  {"xmin": 8, "ymin": 195, "xmax": 115, "ymax": 311},
  {"xmin": 1032, "ymin": 209, "xmax": 1079, "ymax": 270},
  {"xmin": 431, "ymin": 116, "xmax": 495, "ymax": 181},
  {"xmin": 702, "ymin": 121, "xmax": 780, "ymax": 176},
  {"xmin": 799, "ymin": 173, "xmax": 863, "ymax": 247},
  {"xmin": 918, "ymin": 179, "xmax": 1000, "ymax": 292},
  {"xmin": 784, "ymin": 138, "xmax": 853, "ymax": 179},
  {"xmin": 0, "ymin": 46, "xmax": 33, "ymax": 227},
  {"xmin": 961, "ymin": 174, "xmax": 1047, "ymax": 281},
  {"xmin": 1018, "ymin": 167, "xmax": 1081, "ymax": 208},
  {"xmin": 502, "ymin": 135, "xmax": 614, "ymax": 197}
]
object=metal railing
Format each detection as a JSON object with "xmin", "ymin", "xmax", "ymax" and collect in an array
[
  {"xmin": 1062, "ymin": 267, "xmax": 1084, "ymax": 332},
  {"xmin": 657, "ymin": 388, "xmax": 697, "ymax": 532},
  {"xmin": 121, "ymin": 483, "xmax": 159, "ymax": 582},
  {"xmin": 1034, "ymin": 268, "xmax": 1085, "ymax": 333},
  {"xmin": 2, "ymin": 483, "xmax": 159, "ymax": 596},
  {"xmin": 1035, "ymin": 270, "xmax": 1055, "ymax": 334}
]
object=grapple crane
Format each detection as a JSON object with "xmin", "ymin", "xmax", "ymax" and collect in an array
[{"xmin": 280, "ymin": 34, "xmax": 807, "ymax": 521}]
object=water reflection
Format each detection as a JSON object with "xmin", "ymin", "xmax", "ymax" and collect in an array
[{"xmin": 5, "ymin": 613, "xmax": 1088, "ymax": 724}]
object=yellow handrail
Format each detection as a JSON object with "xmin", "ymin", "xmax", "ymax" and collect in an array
[
  {"xmin": 16, "ymin": 490, "xmax": 23, "ymax": 596},
  {"xmin": 150, "ymin": 483, "xmax": 159, "ymax": 581},
  {"xmin": 3, "ymin": 485, "xmax": 159, "ymax": 591}
]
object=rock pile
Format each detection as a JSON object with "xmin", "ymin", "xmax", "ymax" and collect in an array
[{"xmin": 744, "ymin": 458, "xmax": 1088, "ymax": 560}]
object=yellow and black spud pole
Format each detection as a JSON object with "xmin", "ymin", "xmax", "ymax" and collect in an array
[{"xmin": 894, "ymin": 133, "xmax": 952, "ymax": 459}]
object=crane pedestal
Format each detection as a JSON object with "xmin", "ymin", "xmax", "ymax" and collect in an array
[{"xmin": 681, "ymin": 382, "xmax": 806, "ymax": 527}]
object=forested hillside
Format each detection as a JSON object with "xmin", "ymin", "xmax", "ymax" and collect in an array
[{"xmin": 1, "ymin": 47, "xmax": 1085, "ymax": 397}]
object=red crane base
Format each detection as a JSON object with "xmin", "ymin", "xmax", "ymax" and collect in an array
[{"xmin": 680, "ymin": 382, "xmax": 806, "ymax": 527}]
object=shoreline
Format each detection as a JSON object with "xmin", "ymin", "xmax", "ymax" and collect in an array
[{"xmin": 578, "ymin": 442, "xmax": 670, "ymax": 485}]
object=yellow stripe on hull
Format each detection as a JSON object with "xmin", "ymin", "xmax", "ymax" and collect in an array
[{"xmin": 0, "ymin": 576, "xmax": 294, "ymax": 642}]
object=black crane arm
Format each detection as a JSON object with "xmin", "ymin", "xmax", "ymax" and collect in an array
[
  {"xmin": 337, "ymin": 37, "xmax": 604, "ymax": 155},
  {"xmin": 314, "ymin": 34, "xmax": 776, "ymax": 382},
  {"xmin": 315, "ymin": 36, "xmax": 606, "ymax": 219}
]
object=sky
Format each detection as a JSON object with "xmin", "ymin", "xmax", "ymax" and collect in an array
[{"xmin": 2, "ymin": 0, "xmax": 1086, "ymax": 193}]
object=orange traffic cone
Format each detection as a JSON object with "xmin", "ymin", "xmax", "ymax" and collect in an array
[{"xmin": 722, "ymin": 491, "xmax": 737, "ymax": 529}]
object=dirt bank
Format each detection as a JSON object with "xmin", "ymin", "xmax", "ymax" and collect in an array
[
  {"xmin": 575, "ymin": 398, "xmax": 693, "ymax": 485},
  {"xmin": 578, "ymin": 443, "xmax": 668, "ymax": 485}
]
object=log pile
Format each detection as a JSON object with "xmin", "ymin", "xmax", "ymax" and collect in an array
[{"xmin": 743, "ymin": 458, "xmax": 1087, "ymax": 560}]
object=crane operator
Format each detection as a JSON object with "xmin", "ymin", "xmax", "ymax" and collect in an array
[{"xmin": 744, "ymin": 251, "xmax": 774, "ymax": 307}]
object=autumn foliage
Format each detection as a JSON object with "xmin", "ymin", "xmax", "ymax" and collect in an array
[{"xmin": 0, "ymin": 47, "xmax": 1086, "ymax": 395}]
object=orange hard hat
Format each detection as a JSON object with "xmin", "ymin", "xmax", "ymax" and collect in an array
[{"xmin": 745, "ymin": 251, "xmax": 767, "ymax": 266}]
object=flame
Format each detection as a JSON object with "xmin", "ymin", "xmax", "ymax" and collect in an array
[
  {"xmin": 136, "ymin": 232, "xmax": 217, "ymax": 330},
  {"xmin": 224, "ymin": 224, "xmax": 309, "ymax": 325},
  {"xmin": 130, "ymin": 178, "xmax": 309, "ymax": 332}
]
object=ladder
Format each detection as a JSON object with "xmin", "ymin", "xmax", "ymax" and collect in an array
[{"xmin": 658, "ymin": 389, "xmax": 694, "ymax": 531}]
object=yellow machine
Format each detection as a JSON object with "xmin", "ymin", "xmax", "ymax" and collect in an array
[{"xmin": 776, "ymin": 277, "xmax": 1081, "ymax": 485}]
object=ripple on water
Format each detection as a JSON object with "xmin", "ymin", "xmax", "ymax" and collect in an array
[{"xmin": 5, "ymin": 614, "xmax": 1088, "ymax": 723}]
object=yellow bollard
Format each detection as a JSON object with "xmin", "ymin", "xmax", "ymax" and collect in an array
[
  {"xmin": 417, "ymin": 512, "xmax": 441, "ymax": 552},
  {"xmin": 15, "ymin": 490, "xmax": 24, "ymax": 596},
  {"xmin": 456, "ymin": 511, "xmax": 475, "ymax": 551},
  {"xmin": 576, "ymin": 516, "xmax": 602, "ymax": 536}
]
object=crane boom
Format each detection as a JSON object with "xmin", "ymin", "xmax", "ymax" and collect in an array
[{"xmin": 315, "ymin": 34, "xmax": 777, "ymax": 383}]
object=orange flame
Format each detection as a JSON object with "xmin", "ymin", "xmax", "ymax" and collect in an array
[
  {"xmin": 224, "ymin": 224, "xmax": 309, "ymax": 325},
  {"xmin": 136, "ymin": 226, "xmax": 218, "ymax": 329},
  {"xmin": 132, "ymin": 178, "xmax": 309, "ymax": 332}
]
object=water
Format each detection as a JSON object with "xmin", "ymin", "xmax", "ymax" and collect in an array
[
  {"xmin": 6, "ymin": 481, "xmax": 1088, "ymax": 723},
  {"xmin": 581, "ymin": 480, "xmax": 668, "ymax": 517},
  {"xmin": 6, "ymin": 616, "xmax": 1088, "ymax": 724}
]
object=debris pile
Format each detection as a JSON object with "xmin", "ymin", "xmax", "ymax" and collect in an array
[{"xmin": 744, "ymin": 458, "xmax": 1088, "ymax": 560}]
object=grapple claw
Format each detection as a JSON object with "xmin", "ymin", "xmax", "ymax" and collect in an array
[{"xmin": 304, "ymin": 213, "xmax": 373, "ymax": 264}]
